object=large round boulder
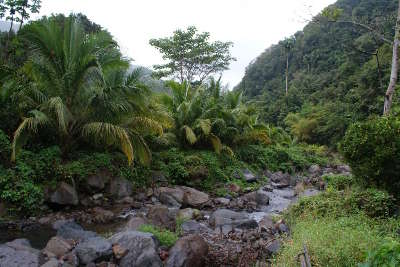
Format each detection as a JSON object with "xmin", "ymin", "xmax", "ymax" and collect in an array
[
  {"xmin": 50, "ymin": 182, "xmax": 79, "ymax": 206},
  {"xmin": 166, "ymin": 234, "xmax": 208, "ymax": 267},
  {"xmin": 109, "ymin": 231, "xmax": 162, "ymax": 267}
]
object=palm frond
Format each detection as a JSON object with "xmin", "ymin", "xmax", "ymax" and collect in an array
[
  {"xmin": 12, "ymin": 110, "xmax": 50, "ymax": 161},
  {"xmin": 182, "ymin": 125, "xmax": 197, "ymax": 144},
  {"xmin": 209, "ymin": 133, "xmax": 222, "ymax": 154},
  {"xmin": 42, "ymin": 97, "xmax": 72, "ymax": 134},
  {"xmin": 125, "ymin": 116, "xmax": 163, "ymax": 136},
  {"xmin": 82, "ymin": 122, "xmax": 134, "ymax": 165},
  {"xmin": 195, "ymin": 119, "xmax": 212, "ymax": 136}
]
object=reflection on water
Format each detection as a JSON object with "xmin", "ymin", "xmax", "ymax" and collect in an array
[{"xmin": 0, "ymin": 224, "xmax": 56, "ymax": 249}]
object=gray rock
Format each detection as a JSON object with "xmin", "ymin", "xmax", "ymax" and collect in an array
[
  {"xmin": 155, "ymin": 187, "xmax": 184, "ymax": 205},
  {"xmin": 214, "ymin": 197, "xmax": 230, "ymax": 206},
  {"xmin": 166, "ymin": 235, "xmax": 208, "ymax": 267},
  {"xmin": 55, "ymin": 221, "xmax": 97, "ymax": 242},
  {"xmin": 179, "ymin": 186, "xmax": 209, "ymax": 207},
  {"xmin": 337, "ymin": 164, "xmax": 351, "ymax": 173},
  {"xmin": 242, "ymin": 169, "xmax": 258, "ymax": 183},
  {"xmin": 147, "ymin": 205, "xmax": 175, "ymax": 229},
  {"xmin": 308, "ymin": 164, "xmax": 321, "ymax": 176},
  {"xmin": 180, "ymin": 220, "xmax": 212, "ymax": 235},
  {"xmin": 0, "ymin": 239, "xmax": 40, "ymax": 267},
  {"xmin": 177, "ymin": 208, "xmax": 200, "ymax": 221},
  {"xmin": 43, "ymin": 236, "xmax": 72, "ymax": 258},
  {"xmin": 123, "ymin": 216, "xmax": 147, "ymax": 231},
  {"xmin": 209, "ymin": 209, "xmax": 258, "ymax": 234},
  {"xmin": 86, "ymin": 172, "xmax": 109, "ymax": 191},
  {"xmin": 255, "ymin": 189, "xmax": 270, "ymax": 206},
  {"xmin": 159, "ymin": 192, "xmax": 181, "ymax": 208},
  {"xmin": 270, "ymin": 172, "xmax": 291, "ymax": 184},
  {"xmin": 109, "ymin": 231, "xmax": 162, "ymax": 267},
  {"xmin": 50, "ymin": 182, "xmax": 78, "ymax": 206},
  {"xmin": 75, "ymin": 236, "xmax": 112, "ymax": 264},
  {"xmin": 109, "ymin": 178, "xmax": 132, "ymax": 199},
  {"xmin": 258, "ymin": 215, "xmax": 274, "ymax": 231},
  {"xmin": 40, "ymin": 259, "xmax": 60, "ymax": 267},
  {"xmin": 266, "ymin": 240, "xmax": 281, "ymax": 254}
]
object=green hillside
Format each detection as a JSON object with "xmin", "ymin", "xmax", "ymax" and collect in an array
[{"xmin": 237, "ymin": 0, "xmax": 398, "ymax": 146}]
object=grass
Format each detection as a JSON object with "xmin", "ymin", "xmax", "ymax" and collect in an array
[
  {"xmin": 272, "ymin": 214, "xmax": 395, "ymax": 266},
  {"xmin": 138, "ymin": 224, "xmax": 179, "ymax": 247},
  {"xmin": 272, "ymin": 176, "xmax": 400, "ymax": 267}
]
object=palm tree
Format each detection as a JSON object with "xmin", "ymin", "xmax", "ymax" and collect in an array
[{"xmin": 11, "ymin": 16, "xmax": 162, "ymax": 165}]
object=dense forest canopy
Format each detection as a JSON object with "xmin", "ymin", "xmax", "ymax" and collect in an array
[{"xmin": 237, "ymin": 0, "xmax": 398, "ymax": 146}]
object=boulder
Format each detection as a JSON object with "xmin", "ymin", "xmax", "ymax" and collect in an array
[
  {"xmin": 228, "ymin": 183, "xmax": 241, "ymax": 193},
  {"xmin": 180, "ymin": 220, "xmax": 212, "ymax": 235},
  {"xmin": 241, "ymin": 169, "xmax": 258, "ymax": 183},
  {"xmin": 50, "ymin": 182, "xmax": 79, "ymax": 206},
  {"xmin": 109, "ymin": 178, "xmax": 132, "ymax": 199},
  {"xmin": 214, "ymin": 197, "xmax": 230, "ymax": 206},
  {"xmin": 270, "ymin": 172, "xmax": 291, "ymax": 184},
  {"xmin": 147, "ymin": 205, "xmax": 175, "ymax": 229},
  {"xmin": 180, "ymin": 186, "xmax": 209, "ymax": 207},
  {"xmin": 166, "ymin": 235, "xmax": 208, "ymax": 267},
  {"xmin": 109, "ymin": 231, "xmax": 162, "ymax": 267},
  {"xmin": 336, "ymin": 164, "xmax": 351, "ymax": 174},
  {"xmin": 266, "ymin": 240, "xmax": 281, "ymax": 254},
  {"xmin": 159, "ymin": 192, "xmax": 182, "ymax": 208},
  {"xmin": 75, "ymin": 236, "xmax": 112, "ymax": 265},
  {"xmin": 177, "ymin": 208, "xmax": 200, "ymax": 221},
  {"xmin": 41, "ymin": 259, "xmax": 60, "ymax": 267},
  {"xmin": 0, "ymin": 239, "xmax": 40, "ymax": 267},
  {"xmin": 55, "ymin": 220, "xmax": 97, "ymax": 242},
  {"xmin": 258, "ymin": 215, "xmax": 275, "ymax": 231},
  {"xmin": 308, "ymin": 164, "xmax": 321, "ymax": 176},
  {"xmin": 157, "ymin": 187, "xmax": 184, "ymax": 206},
  {"xmin": 43, "ymin": 236, "xmax": 73, "ymax": 258},
  {"xmin": 86, "ymin": 171, "xmax": 110, "ymax": 191},
  {"xmin": 255, "ymin": 189, "xmax": 270, "ymax": 206},
  {"xmin": 209, "ymin": 209, "xmax": 258, "ymax": 234},
  {"xmin": 123, "ymin": 216, "xmax": 147, "ymax": 231}
]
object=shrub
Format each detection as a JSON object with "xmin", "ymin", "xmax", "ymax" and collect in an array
[
  {"xmin": 289, "ymin": 188, "xmax": 395, "ymax": 219},
  {"xmin": 360, "ymin": 240, "xmax": 400, "ymax": 267},
  {"xmin": 138, "ymin": 224, "xmax": 178, "ymax": 247},
  {"xmin": 236, "ymin": 144, "xmax": 328, "ymax": 173},
  {"xmin": 340, "ymin": 116, "xmax": 400, "ymax": 194},
  {"xmin": 0, "ymin": 168, "xmax": 43, "ymax": 215},
  {"xmin": 273, "ymin": 215, "xmax": 390, "ymax": 267},
  {"xmin": 323, "ymin": 174, "xmax": 354, "ymax": 190},
  {"xmin": 0, "ymin": 130, "xmax": 11, "ymax": 166}
]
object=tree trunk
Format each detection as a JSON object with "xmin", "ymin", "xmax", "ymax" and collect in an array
[
  {"xmin": 285, "ymin": 54, "xmax": 289, "ymax": 96},
  {"xmin": 8, "ymin": 16, "xmax": 14, "ymax": 35},
  {"xmin": 383, "ymin": 0, "xmax": 400, "ymax": 115}
]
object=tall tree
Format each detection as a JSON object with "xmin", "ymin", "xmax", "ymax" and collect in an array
[
  {"xmin": 15, "ymin": 0, "xmax": 41, "ymax": 30},
  {"xmin": 149, "ymin": 26, "xmax": 235, "ymax": 84},
  {"xmin": 384, "ymin": 0, "xmax": 400, "ymax": 115},
  {"xmin": 0, "ymin": 0, "xmax": 7, "ymax": 20},
  {"xmin": 5, "ymin": 0, "xmax": 16, "ymax": 34},
  {"xmin": 282, "ymin": 37, "xmax": 295, "ymax": 96}
]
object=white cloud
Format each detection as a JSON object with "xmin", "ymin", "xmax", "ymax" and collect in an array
[{"xmin": 33, "ymin": 0, "xmax": 336, "ymax": 87}]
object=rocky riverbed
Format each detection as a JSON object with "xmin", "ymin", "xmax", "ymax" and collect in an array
[{"xmin": 0, "ymin": 164, "xmax": 350, "ymax": 267}]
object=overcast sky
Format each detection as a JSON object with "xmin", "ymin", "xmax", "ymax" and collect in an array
[{"xmin": 33, "ymin": 0, "xmax": 336, "ymax": 87}]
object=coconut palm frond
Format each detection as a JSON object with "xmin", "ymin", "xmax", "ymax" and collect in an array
[{"xmin": 130, "ymin": 133, "xmax": 152, "ymax": 166}]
